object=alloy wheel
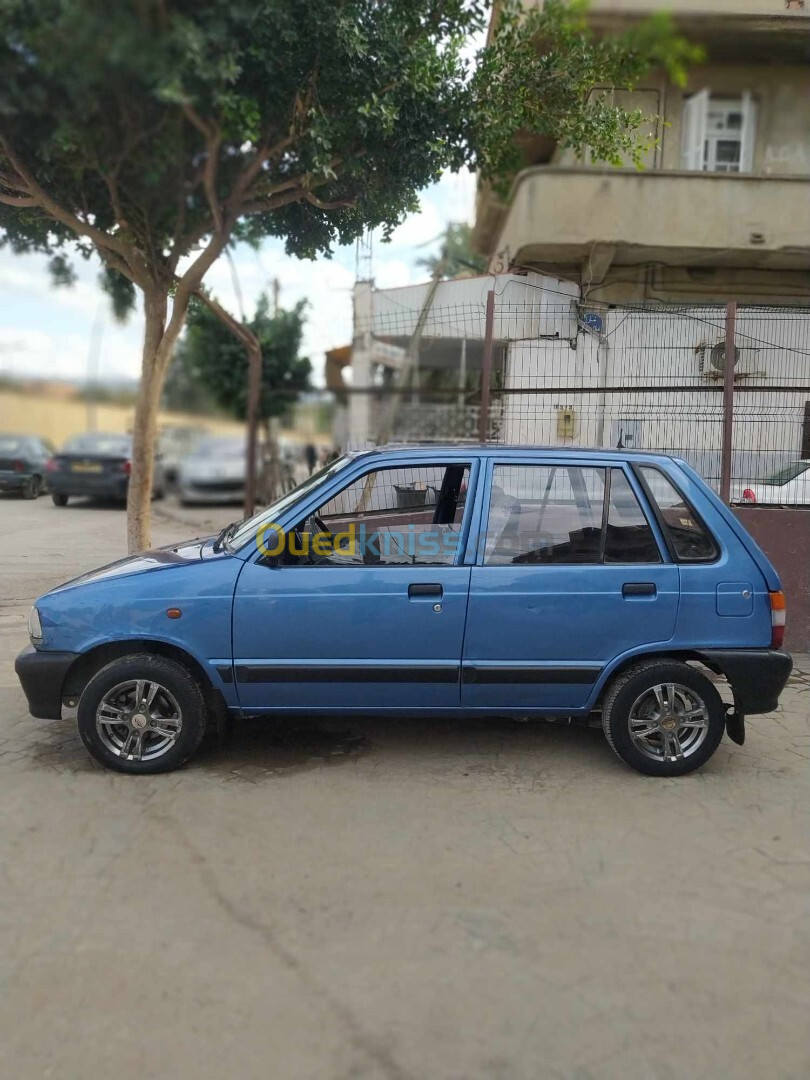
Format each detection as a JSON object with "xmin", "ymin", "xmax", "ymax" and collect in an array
[
  {"xmin": 627, "ymin": 682, "xmax": 710, "ymax": 763},
  {"xmin": 95, "ymin": 678, "xmax": 183, "ymax": 762}
]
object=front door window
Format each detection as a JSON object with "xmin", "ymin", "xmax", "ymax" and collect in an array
[{"xmin": 292, "ymin": 463, "xmax": 470, "ymax": 567}]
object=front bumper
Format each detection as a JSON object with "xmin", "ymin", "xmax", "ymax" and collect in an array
[
  {"xmin": 179, "ymin": 482, "xmax": 245, "ymax": 505},
  {"xmin": 15, "ymin": 645, "xmax": 80, "ymax": 720},
  {"xmin": 697, "ymin": 649, "xmax": 793, "ymax": 715}
]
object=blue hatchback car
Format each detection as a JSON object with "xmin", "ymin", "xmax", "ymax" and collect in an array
[{"xmin": 16, "ymin": 446, "xmax": 792, "ymax": 777}]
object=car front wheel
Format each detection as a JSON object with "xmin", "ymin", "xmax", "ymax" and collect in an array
[
  {"xmin": 52, "ymin": 493, "xmax": 68, "ymax": 507},
  {"xmin": 601, "ymin": 660, "xmax": 726, "ymax": 777},
  {"xmin": 77, "ymin": 654, "xmax": 208, "ymax": 774}
]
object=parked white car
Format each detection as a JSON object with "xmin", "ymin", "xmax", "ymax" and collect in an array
[
  {"xmin": 178, "ymin": 437, "xmax": 248, "ymax": 505},
  {"xmin": 735, "ymin": 461, "xmax": 810, "ymax": 506}
]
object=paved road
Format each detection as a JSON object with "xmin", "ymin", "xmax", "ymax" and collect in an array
[{"xmin": 1, "ymin": 493, "xmax": 808, "ymax": 1079}]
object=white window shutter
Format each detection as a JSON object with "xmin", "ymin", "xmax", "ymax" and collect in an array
[
  {"xmin": 681, "ymin": 89, "xmax": 709, "ymax": 171},
  {"xmin": 740, "ymin": 90, "xmax": 756, "ymax": 173}
]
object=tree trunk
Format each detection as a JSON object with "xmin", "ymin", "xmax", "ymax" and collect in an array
[
  {"xmin": 127, "ymin": 292, "xmax": 168, "ymax": 552},
  {"xmin": 127, "ymin": 289, "xmax": 195, "ymax": 553}
]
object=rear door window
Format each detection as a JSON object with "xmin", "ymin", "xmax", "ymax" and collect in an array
[
  {"xmin": 484, "ymin": 465, "xmax": 605, "ymax": 564},
  {"xmin": 637, "ymin": 467, "xmax": 718, "ymax": 561},
  {"xmin": 604, "ymin": 471, "xmax": 661, "ymax": 563},
  {"xmin": 484, "ymin": 465, "xmax": 663, "ymax": 565}
]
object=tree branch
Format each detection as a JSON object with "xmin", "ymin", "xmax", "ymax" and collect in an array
[
  {"xmin": 304, "ymin": 192, "xmax": 355, "ymax": 211},
  {"xmin": 0, "ymin": 131, "xmax": 148, "ymax": 285},
  {"xmin": 181, "ymin": 103, "xmax": 216, "ymax": 141},
  {"xmin": 0, "ymin": 191, "xmax": 39, "ymax": 206}
]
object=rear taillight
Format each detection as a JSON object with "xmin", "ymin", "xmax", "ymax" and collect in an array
[
  {"xmin": 741, "ymin": 488, "xmax": 756, "ymax": 504},
  {"xmin": 122, "ymin": 460, "xmax": 132, "ymax": 476},
  {"xmin": 770, "ymin": 591, "xmax": 786, "ymax": 650},
  {"xmin": 45, "ymin": 458, "xmax": 60, "ymax": 473},
  {"xmin": 12, "ymin": 459, "xmax": 24, "ymax": 472}
]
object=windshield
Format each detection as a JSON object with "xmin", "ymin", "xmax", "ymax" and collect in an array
[
  {"xmin": 228, "ymin": 454, "xmax": 354, "ymax": 550},
  {"xmin": 0, "ymin": 437, "xmax": 24, "ymax": 455},
  {"xmin": 63, "ymin": 433, "xmax": 131, "ymax": 456},
  {"xmin": 761, "ymin": 462, "xmax": 810, "ymax": 486}
]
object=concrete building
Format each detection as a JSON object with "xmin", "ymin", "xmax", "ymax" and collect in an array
[{"xmin": 474, "ymin": 1, "xmax": 810, "ymax": 305}]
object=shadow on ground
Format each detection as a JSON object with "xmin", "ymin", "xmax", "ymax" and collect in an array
[{"xmin": 17, "ymin": 707, "xmax": 609, "ymax": 781}]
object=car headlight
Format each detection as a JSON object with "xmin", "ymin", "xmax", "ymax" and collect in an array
[{"xmin": 28, "ymin": 606, "xmax": 43, "ymax": 645}]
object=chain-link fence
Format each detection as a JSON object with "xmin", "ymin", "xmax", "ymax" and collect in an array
[{"xmin": 346, "ymin": 279, "xmax": 810, "ymax": 494}]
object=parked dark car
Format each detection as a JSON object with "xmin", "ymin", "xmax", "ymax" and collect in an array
[
  {"xmin": 16, "ymin": 446, "xmax": 792, "ymax": 777},
  {"xmin": 0, "ymin": 434, "xmax": 54, "ymax": 499},
  {"xmin": 46, "ymin": 432, "xmax": 166, "ymax": 506}
]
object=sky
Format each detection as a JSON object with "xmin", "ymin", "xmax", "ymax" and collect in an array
[{"xmin": 0, "ymin": 168, "xmax": 477, "ymax": 388}]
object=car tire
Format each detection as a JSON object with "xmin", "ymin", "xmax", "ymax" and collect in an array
[
  {"xmin": 52, "ymin": 493, "xmax": 69, "ymax": 507},
  {"xmin": 77, "ymin": 654, "xmax": 209, "ymax": 775},
  {"xmin": 22, "ymin": 476, "xmax": 42, "ymax": 500},
  {"xmin": 601, "ymin": 659, "xmax": 726, "ymax": 777}
]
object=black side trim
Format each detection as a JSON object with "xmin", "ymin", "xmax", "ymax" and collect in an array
[
  {"xmin": 215, "ymin": 664, "xmax": 234, "ymax": 684},
  {"xmin": 462, "ymin": 665, "xmax": 602, "ymax": 685},
  {"xmin": 15, "ymin": 645, "xmax": 79, "ymax": 720},
  {"xmin": 236, "ymin": 664, "xmax": 458, "ymax": 684},
  {"xmin": 697, "ymin": 649, "xmax": 793, "ymax": 715}
]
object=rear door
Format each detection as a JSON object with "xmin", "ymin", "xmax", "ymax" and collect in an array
[{"xmin": 461, "ymin": 458, "xmax": 679, "ymax": 710}]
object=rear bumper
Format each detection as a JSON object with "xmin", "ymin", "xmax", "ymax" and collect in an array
[
  {"xmin": 48, "ymin": 475, "xmax": 128, "ymax": 498},
  {"xmin": 697, "ymin": 649, "xmax": 793, "ymax": 714},
  {"xmin": 15, "ymin": 645, "xmax": 80, "ymax": 720},
  {"xmin": 0, "ymin": 470, "xmax": 30, "ymax": 491}
]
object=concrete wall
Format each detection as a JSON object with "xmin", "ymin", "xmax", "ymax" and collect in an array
[{"xmin": 0, "ymin": 389, "xmax": 242, "ymax": 447}]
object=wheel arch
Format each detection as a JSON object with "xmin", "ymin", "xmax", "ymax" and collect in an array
[
  {"xmin": 62, "ymin": 638, "xmax": 222, "ymax": 708},
  {"xmin": 592, "ymin": 650, "xmax": 729, "ymax": 710}
]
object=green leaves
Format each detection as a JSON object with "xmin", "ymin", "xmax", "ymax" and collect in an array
[
  {"xmin": 176, "ymin": 293, "xmax": 311, "ymax": 422},
  {"xmin": 0, "ymin": 0, "xmax": 698, "ymax": 287}
]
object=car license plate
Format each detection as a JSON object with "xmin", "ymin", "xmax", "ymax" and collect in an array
[{"xmin": 71, "ymin": 462, "xmax": 103, "ymax": 473}]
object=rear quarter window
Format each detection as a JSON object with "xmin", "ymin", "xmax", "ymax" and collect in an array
[{"xmin": 637, "ymin": 467, "xmax": 718, "ymax": 562}]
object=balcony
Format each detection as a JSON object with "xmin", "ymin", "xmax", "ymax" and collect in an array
[
  {"xmin": 490, "ymin": 166, "xmax": 810, "ymax": 283},
  {"xmin": 521, "ymin": 1, "xmax": 810, "ymax": 61}
]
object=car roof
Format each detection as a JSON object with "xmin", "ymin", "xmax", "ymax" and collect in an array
[{"xmin": 349, "ymin": 443, "xmax": 679, "ymax": 463}]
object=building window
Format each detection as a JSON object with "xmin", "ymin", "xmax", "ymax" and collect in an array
[{"xmin": 681, "ymin": 90, "xmax": 756, "ymax": 174}]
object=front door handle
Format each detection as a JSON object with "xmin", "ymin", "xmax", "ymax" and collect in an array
[
  {"xmin": 623, "ymin": 582, "xmax": 657, "ymax": 598},
  {"xmin": 408, "ymin": 583, "xmax": 443, "ymax": 599}
]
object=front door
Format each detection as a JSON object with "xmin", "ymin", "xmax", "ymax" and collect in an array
[
  {"xmin": 462, "ymin": 461, "xmax": 679, "ymax": 711},
  {"xmin": 232, "ymin": 458, "xmax": 476, "ymax": 711}
]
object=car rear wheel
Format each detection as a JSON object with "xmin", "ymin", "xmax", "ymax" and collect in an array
[
  {"xmin": 22, "ymin": 475, "xmax": 42, "ymax": 499},
  {"xmin": 601, "ymin": 660, "xmax": 725, "ymax": 777},
  {"xmin": 52, "ymin": 493, "xmax": 68, "ymax": 507},
  {"xmin": 77, "ymin": 654, "xmax": 208, "ymax": 774}
]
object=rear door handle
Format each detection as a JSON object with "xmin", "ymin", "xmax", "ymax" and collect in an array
[
  {"xmin": 623, "ymin": 582, "xmax": 657, "ymax": 598},
  {"xmin": 408, "ymin": 583, "xmax": 443, "ymax": 598}
]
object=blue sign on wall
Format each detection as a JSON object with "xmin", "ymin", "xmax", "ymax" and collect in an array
[{"xmin": 581, "ymin": 312, "xmax": 604, "ymax": 334}]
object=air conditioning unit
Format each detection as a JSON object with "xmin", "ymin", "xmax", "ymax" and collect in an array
[{"xmin": 697, "ymin": 340, "xmax": 764, "ymax": 380}]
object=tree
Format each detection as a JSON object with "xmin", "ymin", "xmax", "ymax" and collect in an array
[
  {"xmin": 417, "ymin": 222, "xmax": 487, "ymax": 280},
  {"xmin": 0, "ymin": 0, "xmax": 697, "ymax": 551},
  {"xmin": 175, "ymin": 293, "xmax": 311, "ymax": 426}
]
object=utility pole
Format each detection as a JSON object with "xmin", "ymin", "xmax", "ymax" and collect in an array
[
  {"xmin": 273, "ymin": 277, "xmax": 280, "ymax": 316},
  {"xmin": 478, "ymin": 290, "xmax": 495, "ymax": 444},
  {"xmin": 720, "ymin": 301, "xmax": 737, "ymax": 504}
]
